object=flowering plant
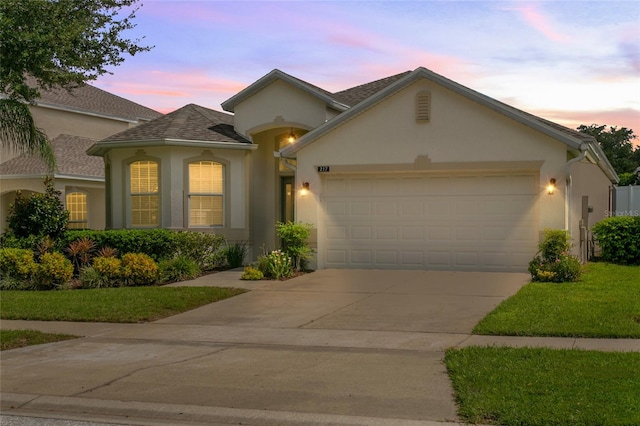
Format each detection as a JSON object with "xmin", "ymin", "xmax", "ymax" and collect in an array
[
  {"xmin": 528, "ymin": 229, "xmax": 581, "ymax": 283},
  {"xmin": 260, "ymin": 250, "xmax": 293, "ymax": 280}
]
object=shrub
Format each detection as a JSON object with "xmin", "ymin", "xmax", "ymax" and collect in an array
[
  {"xmin": 241, "ymin": 266, "xmax": 263, "ymax": 280},
  {"xmin": 224, "ymin": 242, "xmax": 247, "ymax": 268},
  {"xmin": 65, "ymin": 237, "xmax": 96, "ymax": 275},
  {"xmin": 0, "ymin": 233, "xmax": 40, "ymax": 250},
  {"xmin": 79, "ymin": 266, "xmax": 114, "ymax": 289},
  {"xmin": 172, "ymin": 231, "xmax": 226, "ymax": 270},
  {"xmin": 528, "ymin": 229, "xmax": 581, "ymax": 283},
  {"xmin": 36, "ymin": 252, "xmax": 74, "ymax": 289},
  {"xmin": 537, "ymin": 229, "xmax": 571, "ymax": 262},
  {"xmin": 62, "ymin": 229, "xmax": 177, "ymax": 262},
  {"xmin": 259, "ymin": 250, "xmax": 293, "ymax": 280},
  {"xmin": 6, "ymin": 177, "xmax": 69, "ymax": 240},
  {"xmin": 96, "ymin": 246, "xmax": 118, "ymax": 258},
  {"xmin": 121, "ymin": 252, "xmax": 160, "ymax": 286},
  {"xmin": 592, "ymin": 216, "xmax": 640, "ymax": 265},
  {"xmin": 276, "ymin": 222, "xmax": 313, "ymax": 270},
  {"xmin": 159, "ymin": 256, "xmax": 201, "ymax": 283},
  {"xmin": 79, "ymin": 256, "xmax": 122, "ymax": 289},
  {"xmin": 0, "ymin": 248, "xmax": 37, "ymax": 281}
]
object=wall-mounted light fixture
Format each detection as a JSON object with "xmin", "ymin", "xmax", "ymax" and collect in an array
[
  {"xmin": 300, "ymin": 181, "xmax": 310, "ymax": 197},
  {"xmin": 286, "ymin": 128, "xmax": 296, "ymax": 144},
  {"xmin": 547, "ymin": 178, "xmax": 557, "ymax": 195}
]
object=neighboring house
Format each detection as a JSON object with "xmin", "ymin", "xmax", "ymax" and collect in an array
[
  {"xmin": 0, "ymin": 83, "xmax": 162, "ymax": 231},
  {"xmin": 89, "ymin": 67, "xmax": 618, "ymax": 271}
]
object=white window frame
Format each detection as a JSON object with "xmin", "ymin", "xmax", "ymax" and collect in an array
[
  {"xmin": 187, "ymin": 160, "xmax": 225, "ymax": 228},
  {"xmin": 129, "ymin": 160, "xmax": 160, "ymax": 228},
  {"xmin": 66, "ymin": 191, "xmax": 88, "ymax": 229}
]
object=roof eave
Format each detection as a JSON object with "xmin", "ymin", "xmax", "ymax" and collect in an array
[
  {"xmin": 0, "ymin": 173, "xmax": 104, "ymax": 182},
  {"xmin": 88, "ymin": 138, "xmax": 257, "ymax": 157},
  {"xmin": 583, "ymin": 139, "xmax": 619, "ymax": 183}
]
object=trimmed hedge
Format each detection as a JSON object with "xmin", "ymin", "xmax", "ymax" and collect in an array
[
  {"xmin": 62, "ymin": 229, "xmax": 177, "ymax": 262},
  {"xmin": 591, "ymin": 216, "xmax": 640, "ymax": 265}
]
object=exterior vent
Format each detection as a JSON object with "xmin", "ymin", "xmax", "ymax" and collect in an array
[{"xmin": 416, "ymin": 91, "xmax": 431, "ymax": 122}]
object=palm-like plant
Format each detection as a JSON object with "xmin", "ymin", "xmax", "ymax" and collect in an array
[{"xmin": 0, "ymin": 98, "xmax": 55, "ymax": 171}]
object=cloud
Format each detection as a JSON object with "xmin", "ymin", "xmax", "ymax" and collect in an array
[
  {"xmin": 503, "ymin": 3, "xmax": 571, "ymax": 43},
  {"xmin": 94, "ymin": 68, "xmax": 248, "ymax": 113}
]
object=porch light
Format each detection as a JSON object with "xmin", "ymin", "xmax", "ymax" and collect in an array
[
  {"xmin": 287, "ymin": 128, "xmax": 296, "ymax": 143},
  {"xmin": 300, "ymin": 182, "xmax": 310, "ymax": 197},
  {"xmin": 547, "ymin": 178, "xmax": 557, "ymax": 195}
]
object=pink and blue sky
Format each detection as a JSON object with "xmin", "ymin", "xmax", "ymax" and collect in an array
[{"xmin": 95, "ymin": 0, "xmax": 640, "ymax": 136}]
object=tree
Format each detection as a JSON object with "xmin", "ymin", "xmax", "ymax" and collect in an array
[
  {"xmin": 0, "ymin": 0, "xmax": 151, "ymax": 170},
  {"xmin": 577, "ymin": 124, "xmax": 640, "ymax": 177}
]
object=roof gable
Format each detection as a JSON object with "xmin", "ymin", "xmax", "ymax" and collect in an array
[
  {"xmin": 279, "ymin": 67, "xmax": 617, "ymax": 182},
  {"xmin": 221, "ymin": 69, "xmax": 349, "ymax": 113},
  {"xmin": 282, "ymin": 67, "xmax": 595, "ymax": 155}
]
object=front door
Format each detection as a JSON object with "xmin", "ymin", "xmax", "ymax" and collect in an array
[{"xmin": 280, "ymin": 176, "xmax": 295, "ymax": 223}]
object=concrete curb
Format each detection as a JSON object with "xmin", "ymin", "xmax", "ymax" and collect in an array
[{"xmin": 1, "ymin": 393, "xmax": 467, "ymax": 426}]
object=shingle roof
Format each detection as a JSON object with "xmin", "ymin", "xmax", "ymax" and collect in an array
[
  {"xmin": 0, "ymin": 134, "xmax": 103, "ymax": 178},
  {"xmin": 100, "ymin": 103, "xmax": 250, "ymax": 144},
  {"xmin": 33, "ymin": 79, "xmax": 162, "ymax": 122},
  {"xmin": 332, "ymin": 71, "xmax": 412, "ymax": 107}
]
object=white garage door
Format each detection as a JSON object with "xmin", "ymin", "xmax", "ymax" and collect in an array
[{"xmin": 321, "ymin": 173, "xmax": 539, "ymax": 271}]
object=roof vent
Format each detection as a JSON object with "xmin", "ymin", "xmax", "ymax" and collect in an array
[{"xmin": 416, "ymin": 91, "xmax": 431, "ymax": 122}]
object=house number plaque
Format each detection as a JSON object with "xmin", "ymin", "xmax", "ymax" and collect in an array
[{"xmin": 317, "ymin": 166, "xmax": 331, "ymax": 172}]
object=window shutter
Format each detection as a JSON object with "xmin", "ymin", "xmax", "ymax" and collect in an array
[{"xmin": 416, "ymin": 91, "xmax": 431, "ymax": 122}]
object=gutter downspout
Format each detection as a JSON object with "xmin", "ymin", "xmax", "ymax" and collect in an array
[{"xmin": 565, "ymin": 143, "xmax": 588, "ymax": 237}]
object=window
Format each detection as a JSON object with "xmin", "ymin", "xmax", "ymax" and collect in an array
[
  {"xmin": 188, "ymin": 161, "xmax": 224, "ymax": 227},
  {"xmin": 66, "ymin": 192, "xmax": 87, "ymax": 229},
  {"xmin": 130, "ymin": 160, "xmax": 159, "ymax": 227}
]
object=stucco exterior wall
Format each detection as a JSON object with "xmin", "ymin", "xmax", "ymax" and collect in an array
[
  {"xmin": 232, "ymin": 80, "xmax": 331, "ymax": 136},
  {"xmin": 29, "ymin": 105, "xmax": 134, "ymax": 140},
  {"xmin": 569, "ymin": 161, "xmax": 613, "ymax": 257},
  {"xmin": 294, "ymin": 79, "xmax": 572, "ymax": 267},
  {"xmin": 0, "ymin": 178, "xmax": 105, "ymax": 231},
  {"xmin": 104, "ymin": 146, "xmax": 249, "ymax": 242}
]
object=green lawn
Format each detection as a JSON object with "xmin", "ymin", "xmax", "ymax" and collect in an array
[
  {"xmin": 0, "ymin": 329, "xmax": 78, "ymax": 351},
  {"xmin": 474, "ymin": 262, "xmax": 640, "ymax": 338},
  {"xmin": 0, "ymin": 286, "xmax": 247, "ymax": 323},
  {"xmin": 445, "ymin": 346, "xmax": 640, "ymax": 426},
  {"xmin": 449, "ymin": 262, "xmax": 640, "ymax": 425}
]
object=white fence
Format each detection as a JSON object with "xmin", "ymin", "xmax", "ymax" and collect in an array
[{"xmin": 612, "ymin": 185, "xmax": 640, "ymax": 217}]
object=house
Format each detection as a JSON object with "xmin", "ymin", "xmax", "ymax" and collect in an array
[
  {"xmin": 0, "ymin": 83, "xmax": 162, "ymax": 231},
  {"xmin": 88, "ymin": 67, "xmax": 618, "ymax": 271}
]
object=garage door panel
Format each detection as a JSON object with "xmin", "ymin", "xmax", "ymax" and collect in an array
[
  {"xmin": 376, "ymin": 226, "xmax": 398, "ymax": 240},
  {"xmin": 350, "ymin": 202, "xmax": 371, "ymax": 215},
  {"xmin": 322, "ymin": 174, "xmax": 538, "ymax": 271},
  {"xmin": 455, "ymin": 226, "xmax": 480, "ymax": 241},
  {"xmin": 326, "ymin": 200, "xmax": 347, "ymax": 216},
  {"xmin": 351, "ymin": 250, "xmax": 372, "ymax": 264},
  {"xmin": 327, "ymin": 225, "xmax": 348, "ymax": 240},
  {"xmin": 402, "ymin": 226, "xmax": 424, "ymax": 240},
  {"xmin": 428, "ymin": 226, "xmax": 451, "ymax": 240},
  {"xmin": 352, "ymin": 226, "xmax": 372, "ymax": 240},
  {"xmin": 401, "ymin": 200, "xmax": 424, "ymax": 216},
  {"xmin": 375, "ymin": 201, "xmax": 398, "ymax": 216}
]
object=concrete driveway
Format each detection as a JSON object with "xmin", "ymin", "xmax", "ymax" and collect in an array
[{"xmin": 1, "ymin": 269, "xmax": 529, "ymax": 426}]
